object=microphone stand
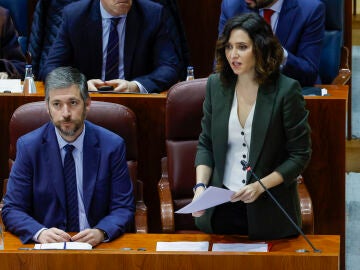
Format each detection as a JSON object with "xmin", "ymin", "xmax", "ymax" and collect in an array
[{"xmin": 241, "ymin": 160, "xmax": 321, "ymax": 253}]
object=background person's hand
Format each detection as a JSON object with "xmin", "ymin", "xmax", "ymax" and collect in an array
[
  {"xmin": 105, "ymin": 79, "xmax": 140, "ymax": 93},
  {"xmin": 87, "ymin": 79, "xmax": 107, "ymax": 91},
  {"xmin": 0, "ymin": 72, "xmax": 9, "ymax": 79}
]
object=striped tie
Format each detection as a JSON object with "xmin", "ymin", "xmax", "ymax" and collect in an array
[
  {"xmin": 63, "ymin": 144, "xmax": 79, "ymax": 232},
  {"xmin": 105, "ymin": 17, "xmax": 121, "ymax": 81}
]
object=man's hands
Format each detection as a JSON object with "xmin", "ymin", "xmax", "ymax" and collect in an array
[
  {"xmin": 38, "ymin": 228, "xmax": 105, "ymax": 247},
  {"xmin": 88, "ymin": 79, "xmax": 140, "ymax": 93},
  {"xmin": 71, "ymin": 228, "xmax": 105, "ymax": 247},
  {"xmin": 38, "ymin": 228, "xmax": 71, "ymax": 243}
]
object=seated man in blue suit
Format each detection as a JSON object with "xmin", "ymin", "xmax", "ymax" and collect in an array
[
  {"xmin": 0, "ymin": 6, "xmax": 25, "ymax": 79},
  {"xmin": 40, "ymin": 0, "xmax": 182, "ymax": 93},
  {"xmin": 218, "ymin": 0, "xmax": 325, "ymax": 87},
  {"xmin": 2, "ymin": 66, "xmax": 135, "ymax": 246}
]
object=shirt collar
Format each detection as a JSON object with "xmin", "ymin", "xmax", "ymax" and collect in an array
[
  {"xmin": 55, "ymin": 123, "xmax": 86, "ymax": 153},
  {"xmin": 261, "ymin": 0, "xmax": 283, "ymax": 13}
]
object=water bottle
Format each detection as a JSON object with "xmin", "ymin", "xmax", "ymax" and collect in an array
[
  {"xmin": 23, "ymin": 64, "xmax": 37, "ymax": 94},
  {"xmin": 186, "ymin": 66, "xmax": 195, "ymax": 81}
]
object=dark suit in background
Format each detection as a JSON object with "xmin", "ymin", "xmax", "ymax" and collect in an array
[
  {"xmin": 28, "ymin": 0, "xmax": 79, "ymax": 79},
  {"xmin": 0, "ymin": 6, "xmax": 25, "ymax": 78},
  {"xmin": 218, "ymin": 0, "xmax": 325, "ymax": 87},
  {"xmin": 40, "ymin": 0, "xmax": 182, "ymax": 93}
]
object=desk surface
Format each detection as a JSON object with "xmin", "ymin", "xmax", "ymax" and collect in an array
[{"xmin": 0, "ymin": 233, "xmax": 340, "ymax": 270}]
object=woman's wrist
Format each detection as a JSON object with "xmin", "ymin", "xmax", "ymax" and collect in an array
[{"xmin": 193, "ymin": 183, "xmax": 207, "ymax": 193}]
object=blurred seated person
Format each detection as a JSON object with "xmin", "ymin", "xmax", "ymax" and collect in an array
[
  {"xmin": 28, "ymin": 0, "xmax": 81, "ymax": 79},
  {"xmin": 2, "ymin": 66, "xmax": 135, "ymax": 246},
  {"xmin": 218, "ymin": 0, "xmax": 325, "ymax": 87},
  {"xmin": 40, "ymin": 0, "xmax": 182, "ymax": 93},
  {"xmin": 192, "ymin": 13, "xmax": 311, "ymax": 240},
  {"xmin": 0, "ymin": 6, "xmax": 25, "ymax": 79}
]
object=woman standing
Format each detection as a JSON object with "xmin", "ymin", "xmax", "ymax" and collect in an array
[{"xmin": 192, "ymin": 13, "xmax": 311, "ymax": 240}]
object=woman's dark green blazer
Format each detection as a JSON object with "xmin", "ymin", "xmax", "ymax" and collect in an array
[{"xmin": 195, "ymin": 73, "xmax": 311, "ymax": 240}]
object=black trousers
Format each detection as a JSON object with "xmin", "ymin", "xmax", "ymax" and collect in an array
[{"xmin": 211, "ymin": 199, "xmax": 248, "ymax": 235}]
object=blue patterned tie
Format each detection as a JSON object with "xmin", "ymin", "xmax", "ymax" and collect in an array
[
  {"xmin": 63, "ymin": 144, "xmax": 79, "ymax": 232},
  {"xmin": 105, "ymin": 17, "xmax": 121, "ymax": 81}
]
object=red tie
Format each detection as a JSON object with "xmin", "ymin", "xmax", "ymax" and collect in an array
[{"xmin": 263, "ymin": 9, "xmax": 275, "ymax": 25}]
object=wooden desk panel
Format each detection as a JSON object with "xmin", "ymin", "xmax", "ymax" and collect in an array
[
  {"xmin": 302, "ymin": 85, "xmax": 347, "ymax": 270},
  {"xmin": 0, "ymin": 85, "xmax": 347, "ymax": 269},
  {"xmin": 0, "ymin": 233, "xmax": 340, "ymax": 270}
]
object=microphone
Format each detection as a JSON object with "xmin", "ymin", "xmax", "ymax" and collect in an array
[{"xmin": 240, "ymin": 160, "xmax": 321, "ymax": 253}]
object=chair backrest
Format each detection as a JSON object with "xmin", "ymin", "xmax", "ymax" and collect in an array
[
  {"xmin": 8, "ymin": 101, "xmax": 138, "ymax": 183},
  {"xmin": 319, "ymin": 0, "xmax": 344, "ymax": 84},
  {"xmin": 165, "ymin": 78, "xmax": 207, "ymax": 231},
  {"xmin": 0, "ymin": 0, "xmax": 28, "ymax": 54}
]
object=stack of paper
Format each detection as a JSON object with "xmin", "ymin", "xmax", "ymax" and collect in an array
[
  {"xmin": 156, "ymin": 241, "xmax": 209, "ymax": 251},
  {"xmin": 0, "ymin": 79, "xmax": 22, "ymax": 93},
  {"xmin": 212, "ymin": 243, "xmax": 270, "ymax": 252},
  {"xmin": 34, "ymin": 242, "xmax": 92, "ymax": 250}
]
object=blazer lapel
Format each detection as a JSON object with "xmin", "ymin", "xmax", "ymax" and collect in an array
[
  {"xmin": 124, "ymin": 5, "xmax": 141, "ymax": 79},
  {"xmin": 248, "ymin": 83, "xmax": 277, "ymax": 179},
  {"xmin": 82, "ymin": 122, "xmax": 100, "ymax": 215},
  {"xmin": 214, "ymin": 80, "xmax": 236, "ymax": 182},
  {"xmin": 84, "ymin": 2, "xmax": 103, "ymax": 77},
  {"xmin": 276, "ymin": 0, "xmax": 298, "ymax": 46},
  {"xmin": 43, "ymin": 124, "xmax": 67, "ymax": 213}
]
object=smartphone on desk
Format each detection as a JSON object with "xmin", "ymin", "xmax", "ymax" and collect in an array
[{"xmin": 97, "ymin": 85, "xmax": 114, "ymax": 92}]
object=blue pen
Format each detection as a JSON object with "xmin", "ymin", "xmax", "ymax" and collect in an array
[{"xmin": 64, "ymin": 242, "xmax": 66, "ymax": 249}]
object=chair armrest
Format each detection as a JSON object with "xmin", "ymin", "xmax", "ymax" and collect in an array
[
  {"xmin": 297, "ymin": 176, "xmax": 314, "ymax": 234},
  {"xmin": 158, "ymin": 157, "xmax": 175, "ymax": 233},
  {"xmin": 331, "ymin": 69, "xmax": 351, "ymax": 85},
  {"xmin": 134, "ymin": 179, "xmax": 148, "ymax": 233},
  {"xmin": 331, "ymin": 46, "xmax": 351, "ymax": 85}
]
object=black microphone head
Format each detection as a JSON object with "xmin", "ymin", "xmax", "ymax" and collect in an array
[{"xmin": 240, "ymin": 160, "xmax": 248, "ymax": 170}]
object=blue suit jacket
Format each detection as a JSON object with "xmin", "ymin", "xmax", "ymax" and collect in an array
[
  {"xmin": 40, "ymin": 0, "xmax": 181, "ymax": 93},
  {"xmin": 218, "ymin": 0, "xmax": 325, "ymax": 87},
  {"xmin": 2, "ymin": 121, "xmax": 135, "ymax": 243}
]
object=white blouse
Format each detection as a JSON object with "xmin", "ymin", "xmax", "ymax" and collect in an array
[{"xmin": 223, "ymin": 91, "xmax": 256, "ymax": 192}]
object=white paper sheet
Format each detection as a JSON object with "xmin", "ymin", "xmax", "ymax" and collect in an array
[
  {"xmin": 34, "ymin": 242, "xmax": 92, "ymax": 250},
  {"xmin": 156, "ymin": 241, "xmax": 209, "ymax": 251},
  {"xmin": 212, "ymin": 243, "xmax": 269, "ymax": 252},
  {"xmin": 0, "ymin": 79, "xmax": 22, "ymax": 93},
  {"xmin": 175, "ymin": 186, "xmax": 234, "ymax": 214}
]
